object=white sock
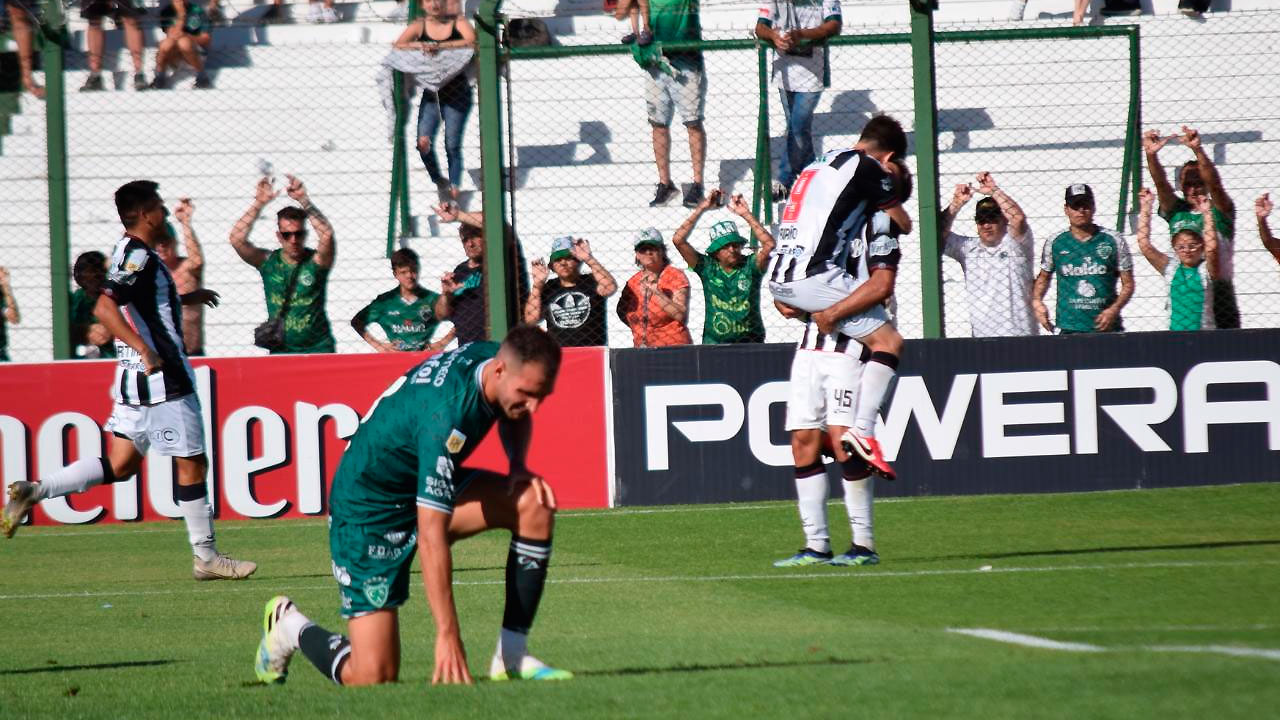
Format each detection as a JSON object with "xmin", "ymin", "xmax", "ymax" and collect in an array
[
  {"xmin": 497, "ymin": 627, "xmax": 529, "ymax": 669},
  {"xmin": 854, "ymin": 358, "xmax": 897, "ymax": 436},
  {"xmin": 37, "ymin": 458, "xmax": 108, "ymax": 499},
  {"xmin": 178, "ymin": 493, "xmax": 218, "ymax": 562},
  {"xmin": 795, "ymin": 469, "xmax": 830, "ymax": 554},
  {"xmin": 283, "ymin": 614, "xmax": 311, "ymax": 652},
  {"xmin": 842, "ymin": 477, "xmax": 875, "ymax": 551}
]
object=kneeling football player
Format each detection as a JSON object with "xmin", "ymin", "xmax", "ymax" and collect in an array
[{"xmin": 254, "ymin": 325, "xmax": 571, "ymax": 686}]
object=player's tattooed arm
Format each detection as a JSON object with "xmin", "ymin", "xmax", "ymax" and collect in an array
[{"xmin": 416, "ymin": 506, "xmax": 472, "ymax": 685}]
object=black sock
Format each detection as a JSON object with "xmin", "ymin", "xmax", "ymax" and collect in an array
[
  {"xmin": 502, "ymin": 536, "xmax": 552, "ymax": 634},
  {"xmin": 299, "ymin": 623, "xmax": 351, "ymax": 685},
  {"xmin": 174, "ymin": 481, "xmax": 207, "ymax": 502}
]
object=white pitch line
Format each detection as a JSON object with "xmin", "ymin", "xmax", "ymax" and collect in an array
[
  {"xmin": 947, "ymin": 628, "xmax": 1107, "ymax": 652},
  {"xmin": 1020, "ymin": 624, "xmax": 1274, "ymax": 633},
  {"xmin": 1144, "ymin": 645, "xmax": 1280, "ymax": 661},
  {"xmin": 0, "ymin": 558, "xmax": 1276, "ymax": 602}
]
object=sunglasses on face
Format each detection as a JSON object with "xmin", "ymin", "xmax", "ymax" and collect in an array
[
  {"xmin": 279, "ymin": 230, "xmax": 307, "ymax": 239},
  {"xmin": 975, "ymin": 213, "xmax": 1002, "ymax": 224},
  {"xmin": 1067, "ymin": 202, "xmax": 1094, "ymax": 211}
]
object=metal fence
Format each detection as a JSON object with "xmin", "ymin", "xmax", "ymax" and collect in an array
[{"xmin": 2, "ymin": 3, "xmax": 1280, "ymax": 362}]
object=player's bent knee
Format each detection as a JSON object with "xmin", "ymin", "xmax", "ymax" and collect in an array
[{"xmin": 515, "ymin": 487, "xmax": 555, "ymax": 535}]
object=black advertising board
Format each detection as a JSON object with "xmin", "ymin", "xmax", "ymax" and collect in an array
[{"xmin": 610, "ymin": 329, "xmax": 1280, "ymax": 506}]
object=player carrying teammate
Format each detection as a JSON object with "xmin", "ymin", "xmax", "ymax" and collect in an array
[
  {"xmin": 774, "ymin": 163, "xmax": 913, "ymax": 567},
  {"xmin": 2, "ymin": 181, "xmax": 256, "ymax": 581},
  {"xmin": 254, "ymin": 326, "xmax": 571, "ymax": 687},
  {"xmin": 768, "ymin": 114, "xmax": 910, "ymax": 481}
]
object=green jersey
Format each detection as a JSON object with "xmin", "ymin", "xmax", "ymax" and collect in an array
[
  {"xmin": 69, "ymin": 289, "xmax": 116, "ymax": 358},
  {"xmin": 329, "ymin": 342, "xmax": 501, "ymax": 526},
  {"xmin": 1039, "ymin": 227, "xmax": 1133, "ymax": 333},
  {"xmin": 259, "ymin": 249, "xmax": 335, "ymax": 354},
  {"xmin": 649, "ymin": 0, "xmax": 703, "ymax": 71},
  {"xmin": 353, "ymin": 287, "xmax": 442, "ymax": 351},
  {"xmin": 693, "ymin": 255, "xmax": 765, "ymax": 344}
]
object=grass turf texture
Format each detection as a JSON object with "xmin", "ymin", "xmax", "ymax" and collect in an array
[{"xmin": 0, "ymin": 483, "xmax": 1277, "ymax": 719}]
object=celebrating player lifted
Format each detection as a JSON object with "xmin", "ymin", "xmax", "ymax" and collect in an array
[
  {"xmin": 254, "ymin": 326, "xmax": 571, "ymax": 687},
  {"xmin": 767, "ymin": 114, "xmax": 912, "ymax": 480}
]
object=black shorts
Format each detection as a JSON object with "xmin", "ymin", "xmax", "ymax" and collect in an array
[{"xmin": 81, "ymin": 0, "xmax": 145, "ymax": 22}]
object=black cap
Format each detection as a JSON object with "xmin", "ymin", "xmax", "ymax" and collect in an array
[
  {"xmin": 974, "ymin": 197, "xmax": 1002, "ymax": 221},
  {"xmin": 1065, "ymin": 184, "xmax": 1095, "ymax": 204}
]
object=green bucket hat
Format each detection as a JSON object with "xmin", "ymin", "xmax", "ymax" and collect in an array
[
  {"xmin": 706, "ymin": 220, "xmax": 746, "ymax": 255},
  {"xmin": 549, "ymin": 235, "xmax": 574, "ymax": 262}
]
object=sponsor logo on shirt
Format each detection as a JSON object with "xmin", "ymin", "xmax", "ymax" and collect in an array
[
  {"xmin": 1059, "ymin": 257, "xmax": 1110, "ymax": 276},
  {"xmin": 549, "ymin": 291, "xmax": 592, "ymax": 329}
]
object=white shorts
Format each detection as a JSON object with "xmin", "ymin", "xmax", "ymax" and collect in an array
[
  {"xmin": 785, "ymin": 349, "xmax": 865, "ymax": 431},
  {"xmin": 645, "ymin": 65, "xmax": 706, "ymax": 127},
  {"xmin": 770, "ymin": 268, "xmax": 889, "ymax": 339},
  {"xmin": 104, "ymin": 394, "xmax": 205, "ymax": 457}
]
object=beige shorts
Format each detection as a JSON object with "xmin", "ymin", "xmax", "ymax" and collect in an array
[{"xmin": 645, "ymin": 65, "xmax": 706, "ymax": 127}]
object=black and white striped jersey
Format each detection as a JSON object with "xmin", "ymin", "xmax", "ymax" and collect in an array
[
  {"xmin": 795, "ymin": 317, "xmax": 870, "ymax": 359},
  {"xmin": 767, "ymin": 148, "xmax": 898, "ymax": 284},
  {"xmin": 103, "ymin": 234, "xmax": 196, "ymax": 405}
]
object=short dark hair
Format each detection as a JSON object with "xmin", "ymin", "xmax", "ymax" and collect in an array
[
  {"xmin": 73, "ymin": 251, "xmax": 108, "ymax": 295},
  {"xmin": 115, "ymin": 180, "xmax": 161, "ymax": 227},
  {"xmin": 859, "ymin": 114, "xmax": 908, "ymax": 159},
  {"xmin": 459, "ymin": 224, "xmax": 483, "ymax": 241},
  {"xmin": 277, "ymin": 206, "xmax": 307, "ymax": 225},
  {"xmin": 390, "ymin": 248, "xmax": 420, "ymax": 271},
  {"xmin": 1178, "ymin": 161, "xmax": 1204, "ymax": 190},
  {"xmin": 501, "ymin": 324, "xmax": 562, "ymax": 379},
  {"xmin": 890, "ymin": 157, "xmax": 913, "ymax": 203}
]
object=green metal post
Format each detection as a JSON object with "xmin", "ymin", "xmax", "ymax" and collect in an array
[
  {"xmin": 42, "ymin": 0, "xmax": 70, "ymax": 359},
  {"xmin": 909, "ymin": 0, "xmax": 943, "ymax": 339},
  {"xmin": 476, "ymin": 0, "xmax": 510, "ymax": 339},
  {"xmin": 1114, "ymin": 26, "xmax": 1141, "ymax": 231},
  {"xmin": 387, "ymin": 70, "xmax": 406, "ymax": 256},
  {"xmin": 753, "ymin": 44, "xmax": 773, "ymax": 227}
]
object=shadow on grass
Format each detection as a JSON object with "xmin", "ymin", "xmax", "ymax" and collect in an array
[
  {"xmin": 920, "ymin": 539, "xmax": 1280, "ymax": 562},
  {"xmin": 0, "ymin": 659, "xmax": 177, "ymax": 675},
  {"xmin": 571, "ymin": 655, "xmax": 874, "ymax": 678}
]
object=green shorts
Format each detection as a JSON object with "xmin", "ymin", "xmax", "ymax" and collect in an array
[{"xmin": 328, "ymin": 469, "xmax": 490, "ymax": 618}]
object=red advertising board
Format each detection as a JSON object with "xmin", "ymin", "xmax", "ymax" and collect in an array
[{"xmin": 0, "ymin": 348, "xmax": 610, "ymax": 526}]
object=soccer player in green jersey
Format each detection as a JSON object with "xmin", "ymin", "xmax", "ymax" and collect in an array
[
  {"xmin": 671, "ymin": 189, "xmax": 775, "ymax": 343},
  {"xmin": 1032, "ymin": 184, "xmax": 1134, "ymax": 334},
  {"xmin": 351, "ymin": 248, "xmax": 455, "ymax": 352},
  {"xmin": 254, "ymin": 326, "xmax": 571, "ymax": 687}
]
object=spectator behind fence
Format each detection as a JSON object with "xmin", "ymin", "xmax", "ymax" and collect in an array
[
  {"xmin": 153, "ymin": 198, "xmax": 206, "ymax": 354},
  {"xmin": 5, "ymin": 0, "xmax": 43, "ymax": 98},
  {"xmin": 393, "ymin": 0, "xmax": 476, "ymax": 204},
  {"xmin": 151, "ymin": 0, "xmax": 213, "ymax": 90},
  {"xmin": 1032, "ymin": 184, "xmax": 1134, "ymax": 334},
  {"xmin": 635, "ymin": 0, "xmax": 707, "ymax": 209},
  {"xmin": 70, "ymin": 251, "xmax": 116, "ymax": 358},
  {"xmin": 351, "ymin": 248, "xmax": 455, "ymax": 353},
  {"xmin": 229, "ymin": 175, "xmax": 337, "ymax": 354},
  {"xmin": 434, "ymin": 202, "xmax": 530, "ymax": 343},
  {"xmin": 939, "ymin": 172, "xmax": 1036, "ymax": 337},
  {"xmin": 755, "ymin": 0, "xmax": 842, "ymax": 202},
  {"xmin": 615, "ymin": 0, "xmax": 653, "ymax": 45},
  {"xmin": 79, "ymin": 0, "xmax": 148, "ymax": 91},
  {"xmin": 524, "ymin": 236, "xmax": 618, "ymax": 347},
  {"xmin": 1258, "ymin": 194, "xmax": 1280, "ymax": 268},
  {"xmin": 1135, "ymin": 188, "xmax": 1223, "ymax": 331},
  {"xmin": 0, "ymin": 266, "xmax": 20, "ymax": 361},
  {"xmin": 672, "ymin": 189, "xmax": 775, "ymax": 344},
  {"xmin": 1144, "ymin": 126, "xmax": 1241, "ymax": 328},
  {"xmin": 617, "ymin": 227, "xmax": 692, "ymax": 347}
]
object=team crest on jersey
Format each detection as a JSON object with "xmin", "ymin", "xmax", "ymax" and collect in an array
[
  {"xmin": 123, "ymin": 248, "xmax": 148, "ymax": 273},
  {"xmin": 1096, "ymin": 243, "xmax": 1113, "ymax": 259},
  {"xmin": 364, "ymin": 576, "xmax": 390, "ymax": 607},
  {"xmin": 446, "ymin": 429, "xmax": 466, "ymax": 454},
  {"xmin": 737, "ymin": 275, "xmax": 749, "ymax": 291},
  {"xmin": 1077, "ymin": 279, "xmax": 1096, "ymax": 298},
  {"xmin": 300, "ymin": 271, "xmax": 314, "ymax": 287}
]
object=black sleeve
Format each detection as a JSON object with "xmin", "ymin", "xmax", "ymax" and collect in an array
[{"xmin": 853, "ymin": 157, "xmax": 898, "ymax": 210}]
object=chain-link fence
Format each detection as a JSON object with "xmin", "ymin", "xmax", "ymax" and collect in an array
[{"xmin": 3, "ymin": 3, "xmax": 1280, "ymax": 362}]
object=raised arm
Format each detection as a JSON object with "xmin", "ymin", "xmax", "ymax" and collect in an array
[
  {"xmin": 287, "ymin": 175, "xmax": 335, "ymax": 268},
  {"xmin": 1182, "ymin": 126, "xmax": 1235, "ymax": 219},
  {"xmin": 173, "ymin": 198, "xmax": 204, "ymax": 273},
  {"xmin": 1257, "ymin": 193, "xmax": 1280, "ymax": 265},
  {"xmin": 1197, "ymin": 195, "xmax": 1220, "ymax": 280},
  {"xmin": 977, "ymin": 172, "xmax": 1028, "ymax": 240},
  {"xmin": 1143, "ymin": 129, "xmax": 1178, "ymax": 216},
  {"xmin": 572, "ymin": 239, "xmax": 618, "ymax": 297},
  {"xmin": 1134, "ymin": 187, "xmax": 1169, "ymax": 275},
  {"xmin": 728, "ymin": 193, "xmax": 776, "ymax": 271},
  {"xmin": 939, "ymin": 182, "xmax": 973, "ymax": 239},
  {"xmin": 0, "ymin": 267, "xmax": 19, "ymax": 325},
  {"xmin": 671, "ymin": 191, "xmax": 718, "ymax": 268},
  {"xmin": 435, "ymin": 273, "xmax": 459, "ymax": 320},
  {"xmin": 523, "ymin": 260, "xmax": 548, "ymax": 325},
  {"xmin": 435, "ymin": 202, "xmax": 483, "ymax": 231},
  {"xmin": 229, "ymin": 177, "xmax": 276, "ymax": 268}
]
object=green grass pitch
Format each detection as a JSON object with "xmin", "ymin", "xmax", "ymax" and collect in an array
[{"xmin": 1, "ymin": 483, "xmax": 1277, "ymax": 719}]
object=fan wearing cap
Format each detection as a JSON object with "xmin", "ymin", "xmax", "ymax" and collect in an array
[
  {"xmin": 939, "ymin": 172, "xmax": 1036, "ymax": 337},
  {"xmin": 1135, "ymin": 187, "xmax": 1222, "ymax": 331},
  {"xmin": 616, "ymin": 228, "xmax": 693, "ymax": 347},
  {"xmin": 671, "ymin": 189, "xmax": 776, "ymax": 344},
  {"xmin": 524, "ymin": 236, "xmax": 618, "ymax": 347},
  {"xmin": 1032, "ymin": 183, "xmax": 1134, "ymax": 334},
  {"xmin": 1143, "ymin": 126, "xmax": 1240, "ymax": 328}
]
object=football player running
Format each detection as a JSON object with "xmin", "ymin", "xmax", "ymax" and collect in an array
[{"xmin": 254, "ymin": 325, "xmax": 571, "ymax": 687}]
